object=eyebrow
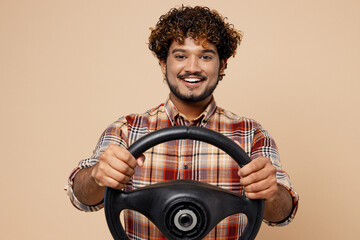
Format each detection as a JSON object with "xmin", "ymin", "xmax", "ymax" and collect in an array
[{"xmin": 171, "ymin": 49, "xmax": 217, "ymax": 55}]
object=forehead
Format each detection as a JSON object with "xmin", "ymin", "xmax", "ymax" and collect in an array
[{"xmin": 169, "ymin": 37, "xmax": 218, "ymax": 54}]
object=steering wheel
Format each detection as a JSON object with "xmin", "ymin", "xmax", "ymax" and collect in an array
[{"xmin": 104, "ymin": 126, "xmax": 264, "ymax": 240}]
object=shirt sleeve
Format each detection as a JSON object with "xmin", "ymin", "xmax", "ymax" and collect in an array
[
  {"xmin": 64, "ymin": 117, "xmax": 129, "ymax": 212},
  {"xmin": 250, "ymin": 123, "xmax": 299, "ymax": 226}
]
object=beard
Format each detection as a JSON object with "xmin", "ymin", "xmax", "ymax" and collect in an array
[{"xmin": 165, "ymin": 71, "xmax": 220, "ymax": 103}]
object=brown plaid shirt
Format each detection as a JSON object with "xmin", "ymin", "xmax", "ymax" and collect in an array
[{"xmin": 66, "ymin": 97, "xmax": 299, "ymax": 239}]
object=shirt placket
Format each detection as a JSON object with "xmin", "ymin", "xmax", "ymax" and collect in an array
[
  {"xmin": 175, "ymin": 116, "xmax": 195, "ymax": 180},
  {"xmin": 182, "ymin": 138, "xmax": 193, "ymax": 179},
  {"xmin": 174, "ymin": 112, "xmax": 208, "ymax": 180}
]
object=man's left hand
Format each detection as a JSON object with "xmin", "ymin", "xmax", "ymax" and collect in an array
[{"xmin": 238, "ymin": 157, "xmax": 279, "ymax": 201}]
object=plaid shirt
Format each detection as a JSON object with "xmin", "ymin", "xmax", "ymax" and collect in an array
[{"xmin": 66, "ymin": 98, "xmax": 299, "ymax": 239}]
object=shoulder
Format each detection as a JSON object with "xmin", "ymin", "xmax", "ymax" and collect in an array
[
  {"xmin": 215, "ymin": 106, "xmax": 262, "ymax": 130},
  {"xmin": 123, "ymin": 103, "xmax": 166, "ymax": 126},
  {"xmin": 106, "ymin": 103, "xmax": 165, "ymax": 127},
  {"xmin": 106, "ymin": 103, "xmax": 166, "ymax": 142}
]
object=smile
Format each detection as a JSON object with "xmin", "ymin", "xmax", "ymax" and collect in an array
[
  {"xmin": 177, "ymin": 73, "xmax": 207, "ymax": 84},
  {"xmin": 183, "ymin": 78, "xmax": 202, "ymax": 83}
]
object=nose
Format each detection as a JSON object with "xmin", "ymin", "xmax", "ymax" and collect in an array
[{"xmin": 184, "ymin": 56, "xmax": 201, "ymax": 73}]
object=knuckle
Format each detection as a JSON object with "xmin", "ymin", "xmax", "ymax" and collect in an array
[
  {"xmin": 269, "ymin": 165, "xmax": 276, "ymax": 173},
  {"xmin": 115, "ymin": 149, "xmax": 131, "ymax": 162},
  {"xmin": 98, "ymin": 153, "xmax": 105, "ymax": 160},
  {"xmin": 118, "ymin": 174, "xmax": 131, "ymax": 185},
  {"xmin": 123, "ymin": 151, "xmax": 134, "ymax": 162},
  {"xmin": 106, "ymin": 144, "xmax": 121, "ymax": 155},
  {"xmin": 248, "ymin": 173, "xmax": 259, "ymax": 183},
  {"xmin": 118, "ymin": 174, "xmax": 127, "ymax": 182},
  {"xmin": 253, "ymin": 172, "xmax": 261, "ymax": 179},
  {"xmin": 245, "ymin": 184, "xmax": 255, "ymax": 193},
  {"xmin": 96, "ymin": 163, "xmax": 107, "ymax": 174},
  {"xmin": 99, "ymin": 151, "xmax": 111, "ymax": 162},
  {"xmin": 126, "ymin": 167, "xmax": 135, "ymax": 176},
  {"xmin": 250, "ymin": 160, "xmax": 259, "ymax": 170}
]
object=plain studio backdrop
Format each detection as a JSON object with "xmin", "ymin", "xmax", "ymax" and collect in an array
[{"xmin": 1, "ymin": 0, "xmax": 359, "ymax": 239}]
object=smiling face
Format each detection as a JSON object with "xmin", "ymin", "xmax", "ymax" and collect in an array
[{"xmin": 160, "ymin": 38, "xmax": 226, "ymax": 105}]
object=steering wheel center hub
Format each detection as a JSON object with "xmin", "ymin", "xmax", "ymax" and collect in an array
[
  {"xmin": 165, "ymin": 200, "xmax": 207, "ymax": 239},
  {"xmin": 174, "ymin": 209, "xmax": 196, "ymax": 231}
]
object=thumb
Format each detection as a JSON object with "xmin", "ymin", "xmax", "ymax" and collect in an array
[{"xmin": 136, "ymin": 154, "xmax": 145, "ymax": 167}]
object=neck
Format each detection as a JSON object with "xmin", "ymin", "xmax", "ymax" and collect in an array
[{"xmin": 169, "ymin": 93, "xmax": 212, "ymax": 122}]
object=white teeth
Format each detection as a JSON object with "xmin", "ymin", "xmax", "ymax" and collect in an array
[{"xmin": 184, "ymin": 78, "xmax": 201, "ymax": 83}]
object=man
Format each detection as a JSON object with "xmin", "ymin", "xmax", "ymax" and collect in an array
[{"xmin": 66, "ymin": 6, "xmax": 299, "ymax": 239}]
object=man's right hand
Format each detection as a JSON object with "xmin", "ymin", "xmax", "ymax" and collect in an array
[{"xmin": 91, "ymin": 144, "xmax": 145, "ymax": 190}]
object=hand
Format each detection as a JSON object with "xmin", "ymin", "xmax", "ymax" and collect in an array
[
  {"xmin": 91, "ymin": 144, "xmax": 145, "ymax": 190},
  {"xmin": 238, "ymin": 156, "xmax": 279, "ymax": 201}
]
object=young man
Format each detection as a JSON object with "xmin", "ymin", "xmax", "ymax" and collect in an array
[{"xmin": 66, "ymin": 6, "xmax": 299, "ymax": 239}]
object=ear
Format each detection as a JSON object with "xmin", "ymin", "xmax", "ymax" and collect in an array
[
  {"xmin": 159, "ymin": 60, "xmax": 166, "ymax": 75},
  {"xmin": 219, "ymin": 59, "xmax": 227, "ymax": 75}
]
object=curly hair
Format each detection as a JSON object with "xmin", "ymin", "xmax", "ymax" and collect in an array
[{"xmin": 148, "ymin": 6, "xmax": 243, "ymax": 62}]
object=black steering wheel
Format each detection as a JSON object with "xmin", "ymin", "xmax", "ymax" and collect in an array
[{"xmin": 105, "ymin": 126, "xmax": 264, "ymax": 240}]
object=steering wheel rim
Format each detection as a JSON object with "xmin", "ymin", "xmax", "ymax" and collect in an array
[{"xmin": 105, "ymin": 126, "xmax": 264, "ymax": 240}]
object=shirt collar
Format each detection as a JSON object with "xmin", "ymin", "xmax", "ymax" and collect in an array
[{"xmin": 164, "ymin": 96, "xmax": 217, "ymax": 126}]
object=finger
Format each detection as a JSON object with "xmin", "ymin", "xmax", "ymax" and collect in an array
[
  {"xmin": 240, "ymin": 167, "xmax": 271, "ymax": 186},
  {"xmin": 239, "ymin": 157, "xmax": 270, "ymax": 177},
  {"xmin": 93, "ymin": 164, "xmax": 131, "ymax": 189},
  {"xmin": 97, "ymin": 176, "xmax": 126, "ymax": 190},
  {"xmin": 244, "ymin": 184, "xmax": 278, "ymax": 200},
  {"xmin": 106, "ymin": 155, "xmax": 136, "ymax": 177},
  {"xmin": 106, "ymin": 145, "xmax": 138, "ymax": 169},
  {"xmin": 97, "ymin": 150, "xmax": 136, "ymax": 177},
  {"xmin": 105, "ymin": 166, "xmax": 132, "ymax": 184},
  {"xmin": 243, "ymin": 175, "xmax": 277, "ymax": 194},
  {"xmin": 114, "ymin": 150, "xmax": 137, "ymax": 169}
]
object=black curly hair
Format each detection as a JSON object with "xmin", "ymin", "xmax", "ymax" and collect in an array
[{"xmin": 148, "ymin": 6, "xmax": 243, "ymax": 62}]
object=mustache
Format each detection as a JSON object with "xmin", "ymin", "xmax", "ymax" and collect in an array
[{"xmin": 177, "ymin": 72, "xmax": 207, "ymax": 81}]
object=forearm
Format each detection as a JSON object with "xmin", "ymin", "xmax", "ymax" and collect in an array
[
  {"xmin": 263, "ymin": 184, "xmax": 293, "ymax": 223},
  {"xmin": 73, "ymin": 165, "xmax": 105, "ymax": 206}
]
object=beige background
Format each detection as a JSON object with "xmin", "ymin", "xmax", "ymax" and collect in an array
[{"xmin": 1, "ymin": 0, "xmax": 359, "ymax": 239}]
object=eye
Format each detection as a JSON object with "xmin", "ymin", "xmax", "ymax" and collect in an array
[
  {"xmin": 201, "ymin": 55, "xmax": 213, "ymax": 60},
  {"xmin": 174, "ymin": 54, "xmax": 186, "ymax": 60}
]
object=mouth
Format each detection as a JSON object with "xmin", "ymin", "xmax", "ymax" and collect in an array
[
  {"xmin": 183, "ymin": 77, "xmax": 202, "ymax": 83},
  {"xmin": 177, "ymin": 73, "xmax": 207, "ymax": 85}
]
